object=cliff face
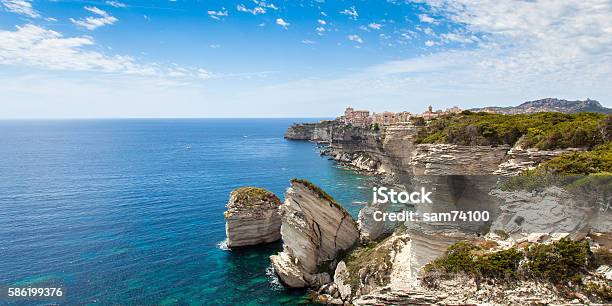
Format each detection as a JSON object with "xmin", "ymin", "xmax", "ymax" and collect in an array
[
  {"xmin": 494, "ymin": 145, "xmax": 584, "ymax": 176},
  {"xmin": 284, "ymin": 122, "xmax": 317, "ymax": 140},
  {"xmin": 284, "ymin": 120, "xmax": 338, "ymax": 142},
  {"xmin": 285, "ymin": 118, "xmax": 597, "ymax": 178},
  {"xmin": 410, "ymin": 144, "xmax": 510, "ymax": 175},
  {"xmin": 224, "ymin": 187, "xmax": 282, "ymax": 248},
  {"xmin": 270, "ymin": 180, "xmax": 360, "ymax": 288}
]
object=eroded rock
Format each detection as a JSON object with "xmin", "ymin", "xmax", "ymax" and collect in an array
[
  {"xmin": 224, "ymin": 187, "xmax": 281, "ymax": 248},
  {"xmin": 270, "ymin": 179, "xmax": 360, "ymax": 288}
]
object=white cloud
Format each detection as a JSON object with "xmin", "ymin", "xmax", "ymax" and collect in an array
[
  {"xmin": 368, "ymin": 23, "xmax": 382, "ymax": 30},
  {"xmin": 316, "ymin": 26, "xmax": 325, "ymax": 33},
  {"xmin": 1, "ymin": 0, "xmax": 39, "ymax": 18},
  {"xmin": 317, "ymin": 19, "xmax": 326, "ymax": 25},
  {"xmin": 422, "ymin": 27, "xmax": 435, "ymax": 36},
  {"xmin": 71, "ymin": 6, "xmax": 118, "ymax": 30},
  {"xmin": 339, "ymin": 6, "xmax": 358, "ymax": 20},
  {"xmin": 301, "ymin": 39, "xmax": 316, "ymax": 44},
  {"xmin": 348, "ymin": 34, "xmax": 363, "ymax": 43},
  {"xmin": 440, "ymin": 32, "xmax": 477, "ymax": 44},
  {"xmin": 276, "ymin": 18, "xmax": 290, "ymax": 29},
  {"xmin": 236, "ymin": 4, "xmax": 266, "ymax": 15},
  {"xmin": 0, "ymin": 24, "xmax": 211, "ymax": 81},
  {"xmin": 208, "ymin": 8, "xmax": 228, "ymax": 20},
  {"xmin": 424, "ymin": 40, "xmax": 436, "ymax": 47},
  {"xmin": 256, "ymin": 1, "xmax": 278, "ymax": 10},
  {"xmin": 105, "ymin": 1, "xmax": 126, "ymax": 8},
  {"xmin": 418, "ymin": 14, "xmax": 435, "ymax": 24}
]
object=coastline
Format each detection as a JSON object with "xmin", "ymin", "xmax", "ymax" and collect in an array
[{"xmin": 254, "ymin": 114, "xmax": 612, "ymax": 305}]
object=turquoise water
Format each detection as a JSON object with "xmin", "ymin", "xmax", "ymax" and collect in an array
[{"xmin": 0, "ymin": 119, "xmax": 375, "ymax": 305}]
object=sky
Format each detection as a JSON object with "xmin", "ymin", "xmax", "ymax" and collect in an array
[{"xmin": 0, "ymin": 0, "xmax": 611, "ymax": 118}]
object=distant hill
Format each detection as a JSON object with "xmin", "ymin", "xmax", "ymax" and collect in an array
[{"xmin": 470, "ymin": 98, "xmax": 611, "ymax": 114}]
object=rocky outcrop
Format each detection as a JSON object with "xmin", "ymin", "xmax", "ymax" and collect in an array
[
  {"xmin": 316, "ymin": 233, "xmax": 413, "ymax": 303},
  {"xmin": 410, "ymin": 144, "xmax": 510, "ymax": 175},
  {"xmin": 224, "ymin": 187, "xmax": 282, "ymax": 248},
  {"xmin": 284, "ymin": 120, "xmax": 339, "ymax": 142},
  {"xmin": 270, "ymin": 179, "xmax": 360, "ymax": 288},
  {"xmin": 284, "ymin": 122, "xmax": 317, "ymax": 140},
  {"xmin": 326, "ymin": 150, "xmax": 387, "ymax": 174},
  {"xmin": 495, "ymin": 145, "xmax": 584, "ymax": 175},
  {"xmin": 357, "ymin": 200, "xmax": 389, "ymax": 242}
]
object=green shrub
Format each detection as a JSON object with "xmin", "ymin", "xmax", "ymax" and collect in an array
[
  {"xmin": 477, "ymin": 248, "xmax": 523, "ymax": 279},
  {"xmin": 425, "ymin": 242, "xmax": 522, "ymax": 280},
  {"xmin": 536, "ymin": 142, "xmax": 612, "ymax": 175},
  {"xmin": 424, "ymin": 238, "xmax": 595, "ymax": 286},
  {"xmin": 424, "ymin": 241, "xmax": 480, "ymax": 275},
  {"xmin": 415, "ymin": 112, "xmax": 609, "ymax": 149},
  {"xmin": 524, "ymin": 238, "xmax": 590, "ymax": 284}
]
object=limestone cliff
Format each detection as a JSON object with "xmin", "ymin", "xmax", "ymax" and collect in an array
[
  {"xmin": 284, "ymin": 120, "xmax": 339, "ymax": 142},
  {"xmin": 270, "ymin": 179, "xmax": 360, "ymax": 288},
  {"xmin": 224, "ymin": 187, "xmax": 282, "ymax": 248},
  {"xmin": 284, "ymin": 122, "xmax": 317, "ymax": 140},
  {"xmin": 409, "ymin": 144, "xmax": 510, "ymax": 175}
]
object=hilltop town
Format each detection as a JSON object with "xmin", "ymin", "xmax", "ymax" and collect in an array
[
  {"xmin": 341, "ymin": 106, "xmax": 462, "ymax": 128},
  {"xmin": 341, "ymin": 98, "xmax": 611, "ymax": 129}
]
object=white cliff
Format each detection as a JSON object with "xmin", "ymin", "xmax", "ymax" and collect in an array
[
  {"xmin": 270, "ymin": 179, "xmax": 360, "ymax": 288},
  {"xmin": 224, "ymin": 187, "xmax": 282, "ymax": 248}
]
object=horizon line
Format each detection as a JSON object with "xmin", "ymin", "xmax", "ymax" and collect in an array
[{"xmin": 0, "ymin": 116, "xmax": 336, "ymax": 120}]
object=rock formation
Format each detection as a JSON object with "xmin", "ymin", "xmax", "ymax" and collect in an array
[
  {"xmin": 357, "ymin": 200, "xmax": 389, "ymax": 242},
  {"xmin": 224, "ymin": 187, "xmax": 282, "ymax": 248},
  {"xmin": 494, "ymin": 143, "xmax": 584, "ymax": 176},
  {"xmin": 270, "ymin": 179, "xmax": 360, "ymax": 288},
  {"xmin": 409, "ymin": 144, "xmax": 510, "ymax": 175},
  {"xmin": 284, "ymin": 120, "xmax": 338, "ymax": 142}
]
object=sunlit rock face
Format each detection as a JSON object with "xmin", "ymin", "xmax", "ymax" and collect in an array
[
  {"xmin": 284, "ymin": 122, "xmax": 317, "ymax": 140},
  {"xmin": 494, "ymin": 140, "xmax": 584, "ymax": 176},
  {"xmin": 270, "ymin": 180, "xmax": 359, "ymax": 288},
  {"xmin": 283, "ymin": 120, "xmax": 339, "ymax": 142},
  {"xmin": 224, "ymin": 187, "xmax": 282, "ymax": 248},
  {"xmin": 409, "ymin": 144, "xmax": 510, "ymax": 175}
]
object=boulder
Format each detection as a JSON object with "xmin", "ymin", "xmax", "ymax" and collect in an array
[
  {"xmin": 270, "ymin": 179, "xmax": 360, "ymax": 288},
  {"xmin": 358, "ymin": 200, "xmax": 389, "ymax": 242},
  {"xmin": 334, "ymin": 261, "xmax": 352, "ymax": 301},
  {"xmin": 224, "ymin": 187, "xmax": 281, "ymax": 248}
]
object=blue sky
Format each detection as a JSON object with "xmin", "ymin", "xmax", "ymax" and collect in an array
[{"xmin": 1, "ymin": 0, "xmax": 611, "ymax": 118}]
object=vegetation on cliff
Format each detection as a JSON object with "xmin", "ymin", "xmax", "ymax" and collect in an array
[
  {"xmin": 290, "ymin": 178, "xmax": 348, "ymax": 214},
  {"xmin": 535, "ymin": 142, "xmax": 612, "ymax": 175},
  {"xmin": 416, "ymin": 111, "xmax": 610, "ymax": 150},
  {"xmin": 229, "ymin": 187, "xmax": 280, "ymax": 208},
  {"xmin": 423, "ymin": 239, "xmax": 611, "ymax": 302}
]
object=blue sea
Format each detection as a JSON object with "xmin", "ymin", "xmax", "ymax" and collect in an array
[{"xmin": 0, "ymin": 119, "xmax": 375, "ymax": 305}]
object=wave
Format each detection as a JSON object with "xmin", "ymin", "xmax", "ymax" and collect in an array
[{"xmin": 217, "ymin": 239, "xmax": 230, "ymax": 251}]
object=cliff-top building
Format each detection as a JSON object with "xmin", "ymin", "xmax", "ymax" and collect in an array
[
  {"xmin": 342, "ymin": 105, "xmax": 461, "ymax": 128},
  {"xmin": 343, "ymin": 107, "xmax": 371, "ymax": 128}
]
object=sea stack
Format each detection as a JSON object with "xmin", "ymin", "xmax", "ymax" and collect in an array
[
  {"xmin": 224, "ymin": 187, "xmax": 282, "ymax": 248},
  {"xmin": 270, "ymin": 179, "xmax": 360, "ymax": 288}
]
